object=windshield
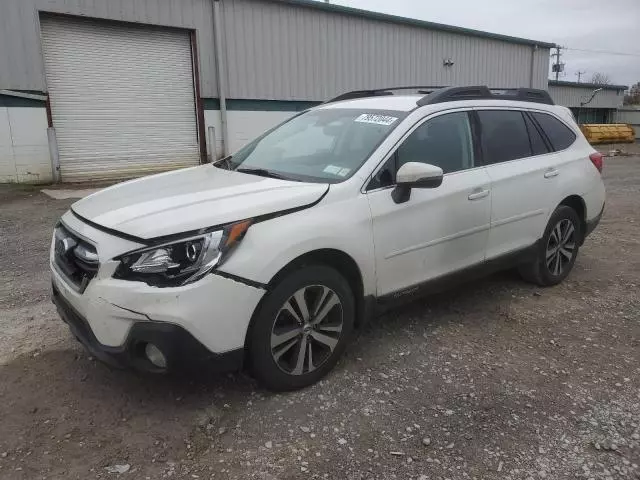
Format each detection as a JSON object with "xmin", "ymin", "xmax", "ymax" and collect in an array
[{"xmin": 225, "ymin": 108, "xmax": 406, "ymax": 183}]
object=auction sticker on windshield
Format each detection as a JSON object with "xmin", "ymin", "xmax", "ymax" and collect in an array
[
  {"xmin": 354, "ymin": 114, "xmax": 398, "ymax": 126},
  {"xmin": 323, "ymin": 165, "xmax": 342, "ymax": 175}
]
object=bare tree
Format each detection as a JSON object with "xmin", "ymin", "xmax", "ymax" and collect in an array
[
  {"xmin": 624, "ymin": 82, "xmax": 640, "ymax": 105},
  {"xmin": 590, "ymin": 72, "xmax": 611, "ymax": 85}
]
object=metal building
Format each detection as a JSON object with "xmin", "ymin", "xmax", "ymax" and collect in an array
[
  {"xmin": 615, "ymin": 107, "xmax": 640, "ymax": 139},
  {"xmin": 548, "ymin": 80, "xmax": 627, "ymax": 124},
  {"xmin": 0, "ymin": 0, "xmax": 555, "ymax": 183}
]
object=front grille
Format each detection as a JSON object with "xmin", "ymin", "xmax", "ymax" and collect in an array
[{"xmin": 53, "ymin": 224, "xmax": 99, "ymax": 292}]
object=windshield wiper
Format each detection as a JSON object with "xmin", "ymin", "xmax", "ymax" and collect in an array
[{"xmin": 236, "ymin": 167, "xmax": 290, "ymax": 180}]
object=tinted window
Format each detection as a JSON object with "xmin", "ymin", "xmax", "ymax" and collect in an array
[
  {"xmin": 531, "ymin": 112, "xmax": 577, "ymax": 151},
  {"xmin": 524, "ymin": 113, "xmax": 550, "ymax": 156},
  {"xmin": 396, "ymin": 112, "xmax": 474, "ymax": 174},
  {"xmin": 478, "ymin": 110, "xmax": 532, "ymax": 164}
]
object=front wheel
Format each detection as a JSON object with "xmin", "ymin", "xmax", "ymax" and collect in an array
[
  {"xmin": 519, "ymin": 205, "xmax": 582, "ymax": 286},
  {"xmin": 248, "ymin": 265, "xmax": 354, "ymax": 391}
]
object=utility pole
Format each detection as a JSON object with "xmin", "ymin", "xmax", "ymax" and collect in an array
[
  {"xmin": 551, "ymin": 45, "xmax": 563, "ymax": 81},
  {"xmin": 576, "ymin": 70, "xmax": 586, "ymax": 83}
]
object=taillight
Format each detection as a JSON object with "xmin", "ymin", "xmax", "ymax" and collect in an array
[{"xmin": 589, "ymin": 152, "xmax": 603, "ymax": 173}]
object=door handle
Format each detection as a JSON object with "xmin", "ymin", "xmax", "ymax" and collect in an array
[
  {"xmin": 544, "ymin": 169, "xmax": 559, "ymax": 178},
  {"xmin": 468, "ymin": 189, "xmax": 490, "ymax": 201}
]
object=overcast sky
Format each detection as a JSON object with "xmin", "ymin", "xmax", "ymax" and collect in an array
[{"xmin": 328, "ymin": 0, "xmax": 640, "ymax": 88}]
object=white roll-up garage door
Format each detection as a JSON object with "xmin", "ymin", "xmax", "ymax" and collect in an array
[{"xmin": 40, "ymin": 16, "xmax": 201, "ymax": 182}]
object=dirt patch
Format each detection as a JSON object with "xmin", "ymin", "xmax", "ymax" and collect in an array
[{"xmin": 0, "ymin": 158, "xmax": 639, "ymax": 479}]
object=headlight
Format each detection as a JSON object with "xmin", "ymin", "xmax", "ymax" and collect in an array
[{"xmin": 114, "ymin": 220, "xmax": 251, "ymax": 287}]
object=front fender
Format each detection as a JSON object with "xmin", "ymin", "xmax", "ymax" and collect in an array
[{"xmin": 218, "ymin": 195, "xmax": 376, "ymax": 296}]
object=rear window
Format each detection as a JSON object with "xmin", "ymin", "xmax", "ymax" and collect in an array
[
  {"xmin": 477, "ymin": 110, "xmax": 532, "ymax": 164},
  {"xmin": 531, "ymin": 112, "xmax": 577, "ymax": 151}
]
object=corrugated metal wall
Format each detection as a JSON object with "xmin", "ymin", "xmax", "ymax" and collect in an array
[
  {"xmin": 220, "ymin": 0, "xmax": 549, "ymax": 100},
  {"xmin": 616, "ymin": 108, "xmax": 640, "ymax": 138},
  {"xmin": 616, "ymin": 108, "xmax": 640, "ymax": 124},
  {"xmin": 1, "ymin": 0, "xmax": 551, "ymax": 102},
  {"xmin": 0, "ymin": 0, "xmax": 218, "ymax": 97},
  {"xmin": 548, "ymin": 85, "xmax": 625, "ymax": 109}
]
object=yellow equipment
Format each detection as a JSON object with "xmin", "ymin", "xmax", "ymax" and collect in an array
[{"xmin": 580, "ymin": 124, "xmax": 636, "ymax": 144}]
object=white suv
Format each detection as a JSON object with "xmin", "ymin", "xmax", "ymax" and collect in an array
[{"xmin": 51, "ymin": 86, "xmax": 605, "ymax": 391}]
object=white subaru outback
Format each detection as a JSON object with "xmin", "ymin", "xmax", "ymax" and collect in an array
[{"xmin": 51, "ymin": 86, "xmax": 605, "ymax": 391}]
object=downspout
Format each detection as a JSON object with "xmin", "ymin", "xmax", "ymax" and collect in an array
[
  {"xmin": 529, "ymin": 44, "xmax": 537, "ymax": 88},
  {"xmin": 212, "ymin": 0, "xmax": 229, "ymax": 157}
]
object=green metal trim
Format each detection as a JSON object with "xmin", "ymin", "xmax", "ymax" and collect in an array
[
  {"xmin": 1, "ymin": 94, "xmax": 319, "ymax": 111},
  {"xmin": 203, "ymin": 98, "xmax": 321, "ymax": 111},
  {"xmin": 0, "ymin": 94, "xmax": 46, "ymax": 108},
  {"xmin": 271, "ymin": 0, "xmax": 556, "ymax": 48},
  {"xmin": 548, "ymin": 80, "xmax": 628, "ymax": 91},
  {"xmin": 202, "ymin": 98, "xmax": 221, "ymax": 110},
  {"xmin": 6, "ymin": 90, "xmax": 45, "ymax": 96}
]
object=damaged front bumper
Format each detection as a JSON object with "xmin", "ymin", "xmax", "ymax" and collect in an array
[
  {"xmin": 50, "ymin": 263, "xmax": 264, "ymax": 374},
  {"xmin": 52, "ymin": 283, "xmax": 244, "ymax": 372}
]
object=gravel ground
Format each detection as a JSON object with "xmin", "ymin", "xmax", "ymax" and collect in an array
[{"xmin": 1, "ymin": 154, "xmax": 639, "ymax": 480}]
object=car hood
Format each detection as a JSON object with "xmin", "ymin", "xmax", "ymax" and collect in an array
[{"xmin": 71, "ymin": 165, "xmax": 328, "ymax": 239}]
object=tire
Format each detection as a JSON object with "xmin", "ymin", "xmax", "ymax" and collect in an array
[
  {"xmin": 248, "ymin": 265, "xmax": 355, "ymax": 391},
  {"xmin": 519, "ymin": 205, "xmax": 582, "ymax": 287}
]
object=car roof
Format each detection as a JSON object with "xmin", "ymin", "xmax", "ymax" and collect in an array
[
  {"xmin": 315, "ymin": 94, "xmax": 560, "ymax": 114},
  {"xmin": 316, "ymin": 95, "xmax": 423, "ymax": 112}
]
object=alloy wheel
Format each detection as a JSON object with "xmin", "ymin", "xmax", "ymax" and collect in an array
[
  {"xmin": 546, "ymin": 218, "xmax": 576, "ymax": 276},
  {"xmin": 270, "ymin": 285, "xmax": 343, "ymax": 375}
]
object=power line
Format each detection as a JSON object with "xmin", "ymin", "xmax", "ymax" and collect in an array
[{"xmin": 564, "ymin": 47, "xmax": 640, "ymax": 57}]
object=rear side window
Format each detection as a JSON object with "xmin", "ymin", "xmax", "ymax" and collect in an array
[
  {"xmin": 531, "ymin": 112, "xmax": 577, "ymax": 151},
  {"xmin": 477, "ymin": 110, "xmax": 532, "ymax": 164},
  {"xmin": 523, "ymin": 113, "xmax": 550, "ymax": 156}
]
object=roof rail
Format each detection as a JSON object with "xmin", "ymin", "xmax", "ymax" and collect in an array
[
  {"xmin": 326, "ymin": 89, "xmax": 393, "ymax": 103},
  {"xmin": 324, "ymin": 86, "xmax": 445, "ymax": 104},
  {"xmin": 325, "ymin": 85, "xmax": 555, "ymax": 107},
  {"xmin": 490, "ymin": 88, "xmax": 555, "ymax": 105},
  {"xmin": 417, "ymin": 86, "xmax": 554, "ymax": 106},
  {"xmin": 417, "ymin": 86, "xmax": 493, "ymax": 106}
]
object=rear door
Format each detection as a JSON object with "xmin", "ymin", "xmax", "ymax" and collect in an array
[
  {"xmin": 477, "ymin": 109, "xmax": 559, "ymax": 259},
  {"xmin": 366, "ymin": 110, "xmax": 492, "ymax": 296}
]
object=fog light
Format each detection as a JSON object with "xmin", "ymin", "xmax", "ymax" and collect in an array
[{"xmin": 145, "ymin": 343, "xmax": 167, "ymax": 369}]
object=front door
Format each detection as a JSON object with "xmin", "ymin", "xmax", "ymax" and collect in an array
[{"xmin": 366, "ymin": 111, "xmax": 492, "ymax": 296}]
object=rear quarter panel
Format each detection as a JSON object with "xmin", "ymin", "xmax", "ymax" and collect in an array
[{"xmin": 545, "ymin": 109, "xmax": 605, "ymax": 225}]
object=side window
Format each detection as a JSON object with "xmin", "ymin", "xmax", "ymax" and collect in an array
[
  {"xmin": 396, "ymin": 112, "xmax": 474, "ymax": 174},
  {"xmin": 531, "ymin": 112, "xmax": 577, "ymax": 151},
  {"xmin": 477, "ymin": 110, "xmax": 532, "ymax": 164},
  {"xmin": 523, "ymin": 113, "xmax": 550, "ymax": 156}
]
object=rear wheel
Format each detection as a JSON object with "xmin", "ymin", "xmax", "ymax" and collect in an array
[
  {"xmin": 519, "ymin": 205, "xmax": 581, "ymax": 286},
  {"xmin": 248, "ymin": 265, "xmax": 354, "ymax": 391}
]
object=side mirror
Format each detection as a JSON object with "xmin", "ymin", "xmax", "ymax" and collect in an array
[{"xmin": 392, "ymin": 162, "xmax": 443, "ymax": 203}]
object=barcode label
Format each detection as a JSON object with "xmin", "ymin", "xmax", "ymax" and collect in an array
[{"xmin": 354, "ymin": 114, "xmax": 398, "ymax": 126}]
